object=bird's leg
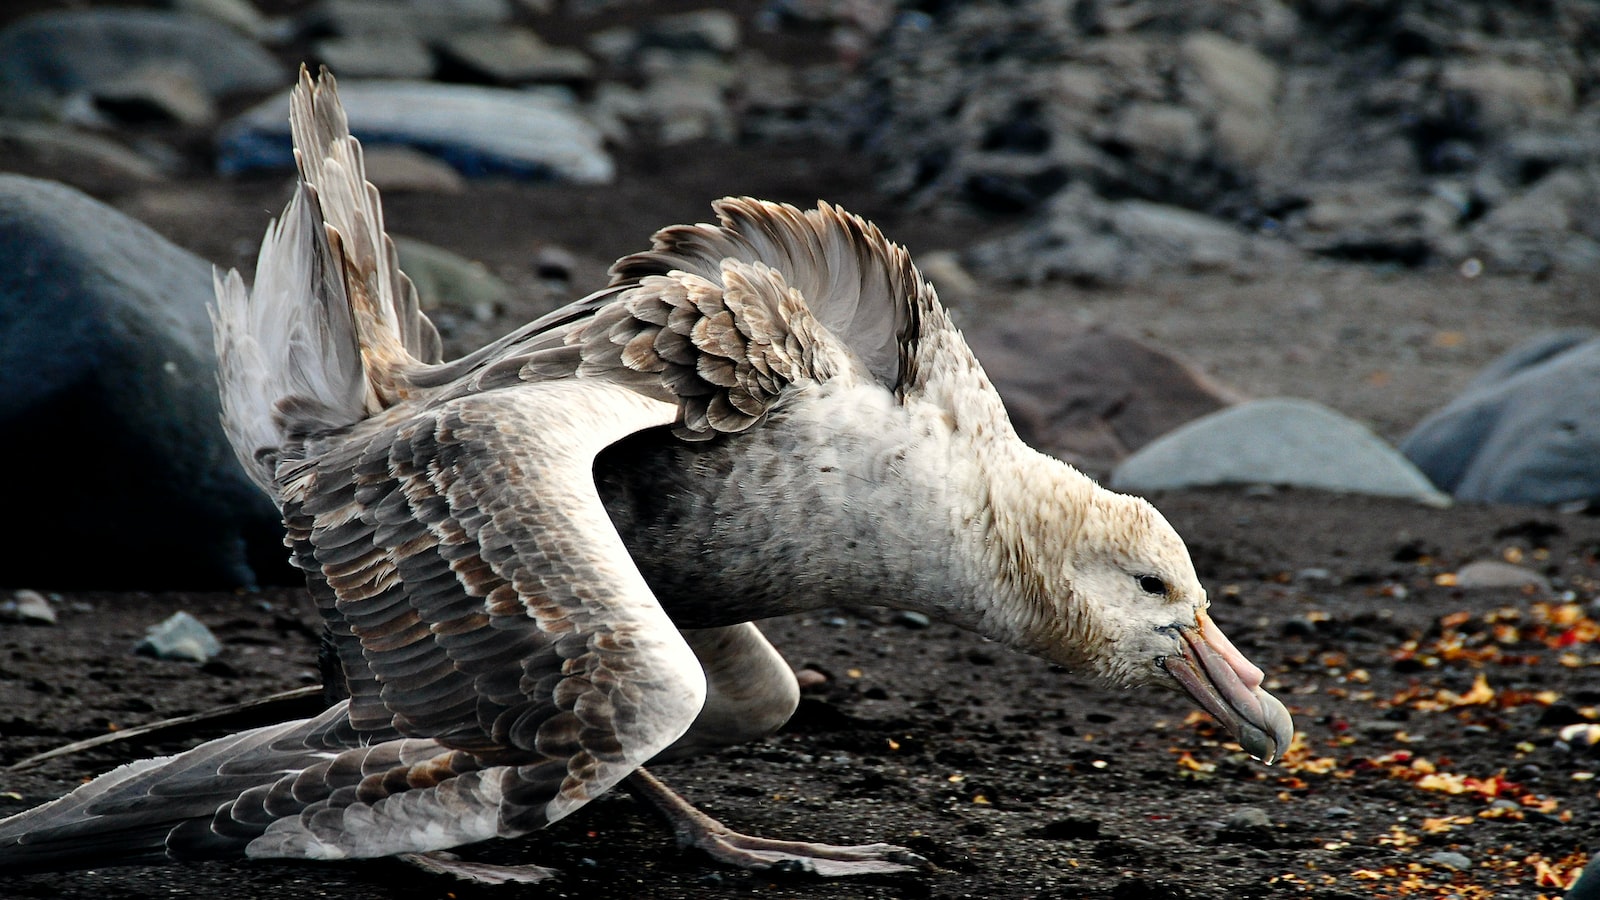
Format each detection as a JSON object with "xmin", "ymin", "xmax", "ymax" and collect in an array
[
  {"xmin": 624, "ymin": 767, "xmax": 932, "ymax": 877},
  {"xmin": 399, "ymin": 850, "xmax": 561, "ymax": 885}
]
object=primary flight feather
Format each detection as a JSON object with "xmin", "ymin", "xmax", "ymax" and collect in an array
[{"xmin": 0, "ymin": 67, "xmax": 1292, "ymax": 882}]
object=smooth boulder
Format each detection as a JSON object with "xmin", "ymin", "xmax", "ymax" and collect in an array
[
  {"xmin": 0, "ymin": 10, "xmax": 284, "ymax": 119},
  {"xmin": 964, "ymin": 311, "xmax": 1235, "ymax": 476},
  {"xmin": 1112, "ymin": 398, "xmax": 1449, "ymax": 504},
  {"xmin": 217, "ymin": 80, "xmax": 614, "ymax": 183},
  {"xmin": 0, "ymin": 175, "xmax": 287, "ymax": 590},
  {"xmin": 1400, "ymin": 330, "xmax": 1600, "ymax": 505}
]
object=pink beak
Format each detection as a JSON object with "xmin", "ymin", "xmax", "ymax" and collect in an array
[{"xmin": 1162, "ymin": 612, "xmax": 1294, "ymax": 764}]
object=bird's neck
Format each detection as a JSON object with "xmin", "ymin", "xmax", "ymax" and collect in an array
[{"xmin": 903, "ymin": 430, "xmax": 1100, "ymax": 657}]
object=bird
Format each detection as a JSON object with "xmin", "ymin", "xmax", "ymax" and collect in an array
[{"xmin": 0, "ymin": 66, "xmax": 1293, "ymax": 884}]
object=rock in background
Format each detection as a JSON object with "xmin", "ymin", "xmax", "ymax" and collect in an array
[
  {"xmin": 1401, "ymin": 330, "xmax": 1600, "ymax": 505},
  {"xmin": 816, "ymin": 0, "xmax": 1600, "ymax": 281},
  {"xmin": 0, "ymin": 175, "xmax": 287, "ymax": 590},
  {"xmin": 1112, "ymin": 398, "xmax": 1450, "ymax": 505},
  {"xmin": 963, "ymin": 309, "xmax": 1237, "ymax": 475}
]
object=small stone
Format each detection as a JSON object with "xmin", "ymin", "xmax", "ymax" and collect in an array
[
  {"xmin": 1281, "ymin": 617, "xmax": 1318, "ymax": 638},
  {"xmin": 892, "ymin": 610, "xmax": 931, "ymax": 629},
  {"xmin": 1559, "ymin": 723, "xmax": 1600, "ymax": 746},
  {"xmin": 532, "ymin": 245, "xmax": 576, "ymax": 281},
  {"xmin": 1221, "ymin": 807, "xmax": 1271, "ymax": 830},
  {"xmin": 1452, "ymin": 560, "xmax": 1551, "ymax": 594},
  {"xmin": 1323, "ymin": 806, "xmax": 1352, "ymax": 818},
  {"xmin": 794, "ymin": 668, "xmax": 828, "ymax": 690},
  {"xmin": 0, "ymin": 590, "xmax": 58, "ymax": 625},
  {"xmin": 1426, "ymin": 851, "xmax": 1472, "ymax": 871},
  {"xmin": 136, "ymin": 611, "xmax": 222, "ymax": 663}
]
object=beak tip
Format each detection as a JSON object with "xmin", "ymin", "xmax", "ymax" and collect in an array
[{"xmin": 1247, "ymin": 688, "xmax": 1296, "ymax": 766}]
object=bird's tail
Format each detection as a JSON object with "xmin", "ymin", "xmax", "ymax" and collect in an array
[
  {"xmin": 0, "ymin": 703, "xmax": 494, "ymax": 874},
  {"xmin": 0, "ymin": 704, "xmax": 344, "ymax": 873},
  {"xmin": 212, "ymin": 65, "xmax": 441, "ymax": 499}
]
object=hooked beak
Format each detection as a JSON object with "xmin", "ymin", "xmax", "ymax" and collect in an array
[{"xmin": 1160, "ymin": 613, "xmax": 1294, "ymax": 764}]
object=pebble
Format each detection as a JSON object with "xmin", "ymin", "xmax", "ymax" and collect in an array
[
  {"xmin": 532, "ymin": 245, "xmax": 576, "ymax": 281},
  {"xmin": 436, "ymin": 28, "xmax": 597, "ymax": 84},
  {"xmin": 1452, "ymin": 559, "xmax": 1551, "ymax": 594},
  {"xmin": 1111, "ymin": 398, "xmax": 1451, "ymax": 505},
  {"xmin": 1221, "ymin": 807, "xmax": 1271, "ymax": 830},
  {"xmin": 892, "ymin": 610, "xmax": 931, "ymax": 629},
  {"xmin": 136, "ymin": 611, "xmax": 222, "ymax": 663},
  {"xmin": 1280, "ymin": 617, "xmax": 1319, "ymax": 638},
  {"xmin": 1559, "ymin": 723, "xmax": 1600, "ymax": 746},
  {"xmin": 1323, "ymin": 806, "xmax": 1352, "ymax": 818},
  {"xmin": 794, "ymin": 668, "xmax": 828, "ymax": 690},
  {"xmin": 0, "ymin": 590, "xmax": 58, "ymax": 625},
  {"xmin": 1426, "ymin": 851, "xmax": 1472, "ymax": 871},
  {"xmin": 394, "ymin": 237, "xmax": 511, "ymax": 318}
]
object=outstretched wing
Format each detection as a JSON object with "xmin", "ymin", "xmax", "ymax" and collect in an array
[
  {"xmin": 409, "ymin": 197, "xmax": 946, "ymax": 436},
  {"xmin": 282, "ymin": 378, "xmax": 705, "ymax": 825}
]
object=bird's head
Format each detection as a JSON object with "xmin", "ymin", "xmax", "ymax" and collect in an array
[{"xmin": 1013, "ymin": 484, "xmax": 1294, "ymax": 765}]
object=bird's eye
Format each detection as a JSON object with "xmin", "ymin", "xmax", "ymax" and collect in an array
[{"xmin": 1137, "ymin": 575, "xmax": 1169, "ymax": 596}]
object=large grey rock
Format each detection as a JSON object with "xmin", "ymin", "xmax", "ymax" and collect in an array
[
  {"xmin": 312, "ymin": 35, "xmax": 436, "ymax": 80},
  {"xmin": 1438, "ymin": 61, "xmax": 1575, "ymax": 133},
  {"xmin": 0, "ymin": 10, "xmax": 285, "ymax": 118},
  {"xmin": 968, "ymin": 184, "xmax": 1295, "ymax": 284},
  {"xmin": 436, "ymin": 28, "xmax": 597, "ymax": 84},
  {"xmin": 1112, "ymin": 398, "xmax": 1449, "ymax": 504},
  {"xmin": 303, "ymin": 0, "xmax": 512, "ymax": 37},
  {"xmin": 0, "ymin": 121, "xmax": 166, "ymax": 194},
  {"xmin": 217, "ymin": 80, "xmax": 614, "ymax": 183},
  {"xmin": 964, "ymin": 312, "xmax": 1235, "ymax": 476},
  {"xmin": 823, "ymin": 1, "xmax": 1600, "ymax": 277},
  {"xmin": 1469, "ymin": 167, "xmax": 1600, "ymax": 275},
  {"xmin": 1400, "ymin": 331, "xmax": 1600, "ymax": 505},
  {"xmin": 0, "ymin": 175, "xmax": 285, "ymax": 590},
  {"xmin": 162, "ymin": 0, "xmax": 270, "ymax": 38}
]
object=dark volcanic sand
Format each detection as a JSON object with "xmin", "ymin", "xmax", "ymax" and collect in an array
[{"xmin": 3, "ymin": 491, "xmax": 1598, "ymax": 899}]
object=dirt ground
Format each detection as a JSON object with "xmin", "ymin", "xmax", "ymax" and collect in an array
[
  {"xmin": 3, "ymin": 489, "xmax": 1599, "ymax": 899},
  {"xmin": 4, "ymin": 20, "xmax": 1600, "ymax": 893}
]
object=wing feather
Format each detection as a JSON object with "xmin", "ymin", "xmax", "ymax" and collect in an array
[{"xmin": 284, "ymin": 379, "xmax": 706, "ymax": 825}]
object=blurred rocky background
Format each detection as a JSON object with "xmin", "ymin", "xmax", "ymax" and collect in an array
[{"xmin": 0, "ymin": 0, "xmax": 1597, "ymax": 590}]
